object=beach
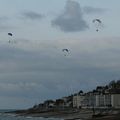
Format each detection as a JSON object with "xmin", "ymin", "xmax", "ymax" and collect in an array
[{"xmin": 9, "ymin": 108, "xmax": 120, "ymax": 120}]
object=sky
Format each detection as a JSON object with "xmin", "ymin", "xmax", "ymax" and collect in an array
[{"xmin": 0, "ymin": 0, "xmax": 120, "ymax": 109}]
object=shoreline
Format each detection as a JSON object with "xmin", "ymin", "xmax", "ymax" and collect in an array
[{"xmin": 7, "ymin": 108, "xmax": 120, "ymax": 120}]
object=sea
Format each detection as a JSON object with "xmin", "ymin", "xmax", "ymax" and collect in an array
[{"xmin": 0, "ymin": 110, "xmax": 63, "ymax": 120}]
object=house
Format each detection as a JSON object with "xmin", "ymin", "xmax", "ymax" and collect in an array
[
  {"xmin": 73, "ymin": 94, "xmax": 85, "ymax": 108},
  {"xmin": 62, "ymin": 96, "xmax": 73, "ymax": 107},
  {"xmin": 44, "ymin": 100, "xmax": 55, "ymax": 108},
  {"xmin": 55, "ymin": 99, "xmax": 65, "ymax": 108},
  {"xmin": 95, "ymin": 93, "xmax": 120, "ymax": 108},
  {"xmin": 72, "ymin": 87, "xmax": 120, "ymax": 109},
  {"xmin": 96, "ymin": 94, "xmax": 105, "ymax": 107},
  {"xmin": 104, "ymin": 94, "xmax": 111, "ymax": 107},
  {"xmin": 111, "ymin": 94, "xmax": 120, "ymax": 108}
]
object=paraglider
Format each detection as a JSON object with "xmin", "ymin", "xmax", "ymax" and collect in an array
[
  {"xmin": 8, "ymin": 33, "xmax": 13, "ymax": 43},
  {"xmin": 8, "ymin": 33, "xmax": 13, "ymax": 36},
  {"xmin": 62, "ymin": 49, "xmax": 69, "ymax": 52},
  {"xmin": 62, "ymin": 49, "xmax": 70, "ymax": 56},
  {"xmin": 93, "ymin": 19, "xmax": 102, "ymax": 24},
  {"xmin": 92, "ymin": 19, "xmax": 102, "ymax": 32}
]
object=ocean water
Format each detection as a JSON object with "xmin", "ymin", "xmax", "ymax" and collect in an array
[{"xmin": 0, "ymin": 110, "xmax": 63, "ymax": 120}]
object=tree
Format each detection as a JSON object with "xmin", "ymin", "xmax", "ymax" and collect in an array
[
  {"xmin": 109, "ymin": 80, "xmax": 116, "ymax": 88},
  {"xmin": 78, "ymin": 90, "xmax": 83, "ymax": 95},
  {"xmin": 116, "ymin": 80, "xmax": 120, "ymax": 88}
]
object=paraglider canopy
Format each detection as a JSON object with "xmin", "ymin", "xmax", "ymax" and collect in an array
[
  {"xmin": 8, "ymin": 33, "xmax": 13, "ymax": 43},
  {"xmin": 92, "ymin": 19, "xmax": 102, "ymax": 23},
  {"xmin": 8, "ymin": 33, "xmax": 13, "ymax": 36},
  {"xmin": 62, "ymin": 49, "xmax": 69, "ymax": 52},
  {"xmin": 92, "ymin": 19, "xmax": 102, "ymax": 32},
  {"xmin": 62, "ymin": 49, "xmax": 70, "ymax": 56}
]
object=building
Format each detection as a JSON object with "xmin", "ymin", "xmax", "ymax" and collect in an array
[
  {"xmin": 44, "ymin": 100, "xmax": 55, "ymax": 108},
  {"xmin": 73, "ymin": 94, "xmax": 85, "ymax": 108},
  {"xmin": 96, "ymin": 94, "xmax": 105, "ymax": 107},
  {"xmin": 72, "ymin": 89, "xmax": 120, "ymax": 109},
  {"xmin": 111, "ymin": 94, "xmax": 120, "ymax": 108},
  {"xmin": 104, "ymin": 94, "xmax": 111, "ymax": 107}
]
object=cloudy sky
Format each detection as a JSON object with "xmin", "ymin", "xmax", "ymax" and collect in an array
[{"xmin": 0, "ymin": 0, "xmax": 120, "ymax": 109}]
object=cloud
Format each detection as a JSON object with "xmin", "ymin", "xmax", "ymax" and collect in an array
[
  {"xmin": 83, "ymin": 6, "xmax": 105, "ymax": 14},
  {"xmin": 51, "ymin": 0, "xmax": 89, "ymax": 32},
  {"xmin": 21, "ymin": 11, "xmax": 44, "ymax": 20}
]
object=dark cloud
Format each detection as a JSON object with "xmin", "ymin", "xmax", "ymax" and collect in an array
[
  {"xmin": 21, "ymin": 11, "xmax": 44, "ymax": 20},
  {"xmin": 83, "ymin": 6, "xmax": 105, "ymax": 14},
  {"xmin": 51, "ymin": 0, "xmax": 89, "ymax": 32}
]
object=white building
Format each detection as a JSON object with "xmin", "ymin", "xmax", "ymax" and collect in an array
[
  {"xmin": 73, "ymin": 93, "xmax": 120, "ymax": 109},
  {"xmin": 96, "ymin": 94, "xmax": 105, "ymax": 107},
  {"xmin": 72, "ymin": 87, "xmax": 120, "ymax": 109},
  {"xmin": 104, "ymin": 94, "xmax": 111, "ymax": 107},
  {"xmin": 95, "ymin": 94, "xmax": 120, "ymax": 108},
  {"xmin": 111, "ymin": 94, "xmax": 120, "ymax": 108},
  {"xmin": 73, "ymin": 95, "xmax": 85, "ymax": 108}
]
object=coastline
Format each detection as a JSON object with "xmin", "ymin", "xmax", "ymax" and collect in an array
[
  {"xmin": 7, "ymin": 108, "xmax": 120, "ymax": 120},
  {"xmin": 27, "ymin": 109, "xmax": 93, "ymax": 120}
]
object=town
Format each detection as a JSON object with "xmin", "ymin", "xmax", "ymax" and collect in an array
[
  {"xmin": 32, "ymin": 80, "xmax": 120, "ymax": 110},
  {"xmin": 11, "ymin": 80, "xmax": 120, "ymax": 120}
]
